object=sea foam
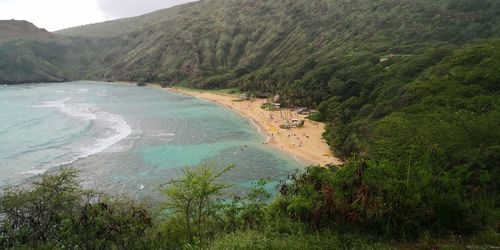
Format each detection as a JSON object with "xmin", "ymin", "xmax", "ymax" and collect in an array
[
  {"xmin": 77, "ymin": 111, "xmax": 132, "ymax": 159},
  {"xmin": 33, "ymin": 97, "xmax": 97, "ymax": 120},
  {"xmin": 33, "ymin": 95, "xmax": 132, "ymax": 166}
]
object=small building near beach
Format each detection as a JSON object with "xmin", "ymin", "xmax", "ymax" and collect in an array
[
  {"xmin": 291, "ymin": 119, "xmax": 304, "ymax": 128},
  {"xmin": 239, "ymin": 93, "xmax": 249, "ymax": 100}
]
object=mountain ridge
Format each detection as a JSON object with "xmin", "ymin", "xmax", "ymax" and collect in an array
[
  {"xmin": 54, "ymin": 3, "xmax": 195, "ymax": 38},
  {"xmin": 0, "ymin": 20, "xmax": 52, "ymax": 41}
]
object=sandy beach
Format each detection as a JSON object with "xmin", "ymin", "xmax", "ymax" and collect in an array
[{"xmin": 147, "ymin": 84, "xmax": 342, "ymax": 166}]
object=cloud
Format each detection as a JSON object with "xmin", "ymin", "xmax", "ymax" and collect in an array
[{"xmin": 97, "ymin": 0, "xmax": 197, "ymax": 18}]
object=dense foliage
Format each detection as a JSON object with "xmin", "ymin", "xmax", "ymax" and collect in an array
[
  {"xmin": 276, "ymin": 159, "xmax": 498, "ymax": 239},
  {"xmin": 0, "ymin": 169, "xmax": 151, "ymax": 249},
  {"xmin": 315, "ymin": 40, "xmax": 500, "ymax": 160},
  {"xmin": 1, "ymin": 164, "xmax": 498, "ymax": 249}
]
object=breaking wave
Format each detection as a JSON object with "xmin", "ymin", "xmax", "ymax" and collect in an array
[{"xmin": 32, "ymin": 95, "xmax": 132, "ymax": 168}]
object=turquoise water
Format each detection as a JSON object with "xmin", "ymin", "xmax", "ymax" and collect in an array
[{"xmin": 0, "ymin": 82, "xmax": 302, "ymax": 199}]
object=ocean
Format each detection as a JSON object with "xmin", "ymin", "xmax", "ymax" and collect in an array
[{"xmin": 0, "ymin": 81, "xmax": 302, "ymax": 200}]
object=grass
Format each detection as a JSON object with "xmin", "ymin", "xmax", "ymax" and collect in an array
[{"xmin": 206, "ymin": 231, "xmax": 393, "ymax": 250}]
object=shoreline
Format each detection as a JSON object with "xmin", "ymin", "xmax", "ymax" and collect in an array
[{"xmin": 147, "ymin": 84, "xmax": 342, "ymax": 166}]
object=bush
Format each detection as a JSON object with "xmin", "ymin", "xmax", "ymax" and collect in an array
[
  {"xmin": 275, "ymin": 158, "xmax": 498, "ymax": 240},
  {"xmin": 0, "ymin": 169, "xmax": 152, "ymax": 249}
]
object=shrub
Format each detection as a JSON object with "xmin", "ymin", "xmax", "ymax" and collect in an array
[{"xmin": 0, "ymin": 169, "xmax": 152, "ymax": 249}]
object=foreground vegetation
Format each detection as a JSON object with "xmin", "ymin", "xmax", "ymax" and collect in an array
[{"xmin": 0, "ymin": 160, "xmax": 498, "ymax": 249}]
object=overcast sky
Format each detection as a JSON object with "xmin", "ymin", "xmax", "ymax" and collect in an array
[{"xmin": 0, "ymin": 0, "xmax": 197, "ymax": 31}]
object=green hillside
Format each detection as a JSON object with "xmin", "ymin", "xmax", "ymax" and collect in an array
[
  {"xmin": 0, "ymin": 39, "xmax": 66, "ymax": 84},
  {"xmin": 56, "ymin": 0, "xmax": 500, "ymax": 86},
  {"xmin": 0, "ymin": 20, "xmax": 64, "ymax": 84},
  {"xmin": 2, "ymin": 0, "xmax": 500, "ymax": 87}
]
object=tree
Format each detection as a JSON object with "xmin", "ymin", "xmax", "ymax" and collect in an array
[
  {"xmin": 0, "ymin": 168, "xmax": 83, "ymax": 246},
  {"xmin": 161, "ymin": 162, "xmax": 234, "ymax": 243}
]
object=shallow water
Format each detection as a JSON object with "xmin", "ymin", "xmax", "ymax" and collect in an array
[{"xmin": 0, "ymin": 82, "xmax": 302, "ymax": 200}]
